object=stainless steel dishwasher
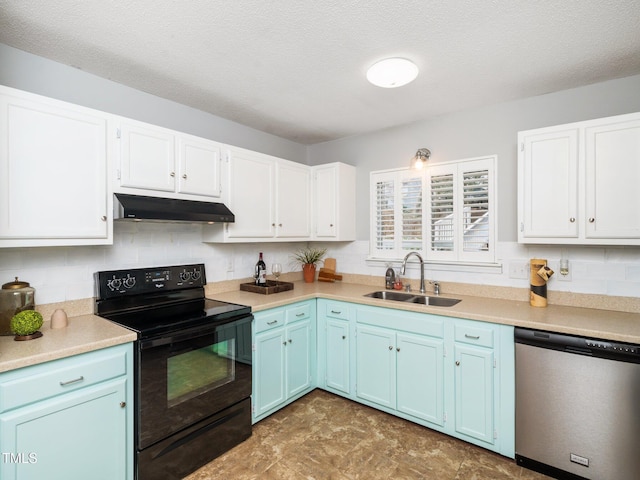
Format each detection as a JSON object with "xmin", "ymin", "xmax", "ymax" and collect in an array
[{"xmin": 515, "ymin": 327, "xmax": 640, "ymax": 480}]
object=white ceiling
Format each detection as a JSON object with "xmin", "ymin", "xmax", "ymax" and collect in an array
[{"xmin": 1, "ymin": 1, "xmax": 640, "ymax": 145}]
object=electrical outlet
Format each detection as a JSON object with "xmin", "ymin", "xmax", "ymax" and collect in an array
[
  {"xmin": 508, "ymin": 261, "xmax": 528, "ymax": 279},
  {"xmin": 226, "ymin": 257, "xmax": 234, "ymax": 272}
]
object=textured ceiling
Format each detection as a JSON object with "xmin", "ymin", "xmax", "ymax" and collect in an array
[{"xmin": 1, "ymin": 1, "xmax": 640, "ymax": 145}]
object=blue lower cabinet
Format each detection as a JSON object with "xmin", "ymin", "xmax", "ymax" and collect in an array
[
  {"xmin": 0, "ymin": 343, "xmax": 134, "ymax": 480},
  {"xmin": 356, "ymin": 325, "xmax": 396, "ymax": 409},
  {"xmin": 252, "ymin": 300, "xmax": 316, "ymax": 423}
]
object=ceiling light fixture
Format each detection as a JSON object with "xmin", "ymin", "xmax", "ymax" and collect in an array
[
  {"xmin": 366, "ymin": 58, "xmax": 419, "ymax": 88},
  {"xmin": 410, "ymin": 148, "xmax": 431, "ymax": 170}
]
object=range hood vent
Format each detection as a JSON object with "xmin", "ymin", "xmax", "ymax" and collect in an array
[{"xmin": 114, "ymin": 193, "xmax": 234, "ymax": 224}]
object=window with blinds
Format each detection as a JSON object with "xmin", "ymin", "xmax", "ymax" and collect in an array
[
  {"xmin": 370, "ymin": 169, "xmax": 424, "ymax": 258},
  {"xmin": 371, "ymin": 156, "xmax": 495, "ymax": 264},
  {"xmin": 426, "ymin": 156, "xmax": 495, "ymax": 262}
]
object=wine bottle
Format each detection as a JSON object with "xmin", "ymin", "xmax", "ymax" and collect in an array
[{"xmin": 255, "ymin": 252, "xmax": 267, "ymax": 286}]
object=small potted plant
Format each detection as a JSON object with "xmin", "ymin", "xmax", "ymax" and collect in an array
[
  {"xmin": 291, "ymin": 247, "xmax": 327, "ymax": 283},
  {"xmin": 11, "ymin": 309, "xmax": 44, "ymax": 341}
]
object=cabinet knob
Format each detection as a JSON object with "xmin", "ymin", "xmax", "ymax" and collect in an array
[
  {"xmin": 569, "ymin": 217, "xmax": 575, "ymax": 223},
  {"xmin": 455, "ymin": 361, "xmax": 460, "ymax": 366},
  {"xmin": 288, "ymin": 339, "xmax": 292, "ymax": 343},
  {"xmin": 283, "ymin": 341, "xmax": 287, "ymax": 346},
  {"xmin": 170, "ymin": 172, "xmax": 175, "ymax": 177},
  {"xmin": 388, "ymin": 346, "xmax": 393, "ymax": 350},
  {"xmin": 342, "ymin": 335, "xmax": 346, "ymax": 340},
  {"xmin": 330, "ymin": 224, "xmax": 334, "ymax": 227},
  {"xmin": 279, "ymin": 223, "xmax": 283, "ymax": 227},
  {"xmin": 272, "ymin": 223, "xmax": 276, "ymax": 227},
  {"xmin": 182, "ymin": 174, "xmax": 187, "ymax": 179},
  {"xmin": 101, "ymin": 215, "xmax": 107, "ymax": 221},
  {"xmin": 120, "ymin": 401, "xmax": 126, "ymax": 408},
  {"xmin": 396, "ymin": 347, "xmax": 400, "ymax": 352},
  {"xmin": 589, "ymin": 217, "xmax": 595, "ymax": 223}
]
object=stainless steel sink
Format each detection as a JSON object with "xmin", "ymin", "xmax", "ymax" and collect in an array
[
  {"xmin": 364, "ymin": 291, "xmax": 461, "ymax": 307},
  {"xmin": 364, "ymin": 290, "xmax": 415, "ymax": 301}
]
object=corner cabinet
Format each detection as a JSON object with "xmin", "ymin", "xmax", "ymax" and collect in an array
[
  {"xmin": 0, "ymin": 86, "xmax": 111, "ymax": 247},
  {"xmin": 316, "ymin": 300, "xmax": 514, "ymax": 458},
  {"xmin": 0, "ymin": 344, "xmax": 133, "ymax": 480},
  {"xmin": 252, "ymin": 300, "xmax": 316, "ymax": 423},
  {"xmin": 203, "ymin": 146, "xmax": 311, "ymax": 242},
  {"xmin": 518, "ymin": 111, "xmax": 640, "ymax": 245},
  {"xmin": 114, "ymin": 118, "xmax": 222, "ymax": 200},
  {"xmin": 311, "ymin": 163, "xmax": 356, "ymax": 241}
]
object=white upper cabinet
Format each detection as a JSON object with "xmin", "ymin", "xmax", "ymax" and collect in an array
[
  {"xmin": 114, "ymin": 118, "xmax": 222, "ymax": 200},
  {"xmin": 204, "ymin": 146, "xmax": 310, "ymax": 242},
  {"xmin": 518, "ymin": 112, "xmax": 640, "ymax": 245},
  {"xmin": 0, "ymin": 86, "xmax": 111, "ymax": 247},
  {"xmin": 312, "ymin": 163, "xmax": 356, "ymax": 241},
  {"xmin": 276, "ymin": 161, "xmax": 311, "ymax": 238}
]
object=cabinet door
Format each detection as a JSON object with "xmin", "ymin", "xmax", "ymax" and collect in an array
[
  {"xmin": 585, "ymin": 118, "xmax": 640, "ymax": 239},
  {"xmin": 118, "ymin": 120, "xmax": 175, "ymax": 192},
  {"xmin": 253, "ymin": 329, "xmax": 286, "ymax": 417},
  {"xmin": 356, "ymin": 325, "xmax": 395, "ymax": 409},
  {"xmin": 0, "ymin": 91, "xmax": 108, "ymax": 242},
  {"xmin": 454, "ymin": 344, "xmax": 494, "ymax": 444},
  {"xmin": 227, "ymin": 149, "xmax": 275, "ymax": 238},
  {"xmin": 325, "ymin": 319, "xmax": 350, "ymax": 394},
  {"xmin": 396, "ymin": 333, "xmax": 444, "ymax": 427},
  {"xmin": 285, "ymin": 320, "xmax": 312, "ymax": 397},
  {"xmin": 0, "ymin": 378, "xmax": 128, "ymax": 480},
  {"xmin": 314, "ymin": 165, "xmax": 337, "ymax": 238},
  {"xmin": 518, "ymin": 128, "xmax": 579, "ymax": 239},
  {"xmin": 177, "ymin": 135, "xmax": 221, "ymax": 198},
  {"xmin": 276, "ymin": 161, "xmax": 311, "ymax": 238}
]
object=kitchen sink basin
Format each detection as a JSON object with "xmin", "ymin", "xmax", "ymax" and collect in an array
[
  {"xmin": 364, "ymin": 291, "xmax": 461, "ymax": 307},
  {"xmin": 364, "ymin": 290, "xmax": 415, "ymax": 301}
]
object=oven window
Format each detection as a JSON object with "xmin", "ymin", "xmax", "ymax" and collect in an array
[{"xmin": 167, "ymin": 338, "xmax": 235, "ymax": 407}]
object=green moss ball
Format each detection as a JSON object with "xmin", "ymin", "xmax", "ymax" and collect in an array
[{"xmin": 11, "ymin": 310, "xmax": 44, "ymax": 336}]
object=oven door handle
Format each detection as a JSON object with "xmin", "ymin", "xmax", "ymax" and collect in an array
[{"xmin": 139, "ymin": 315, "xmax": 252, "ymax": 350}]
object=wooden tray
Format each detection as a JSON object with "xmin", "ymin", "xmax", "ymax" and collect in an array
[{"xmin": 240, "ymin": 280, "xmax": 294, "ymax": 295}]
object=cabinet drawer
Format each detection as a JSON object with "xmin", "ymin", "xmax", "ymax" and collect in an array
[
  {"xmin": 454, "ymin": 323, "xmax": 494, "ymax": 348},
  {"xmin": 286, "ymin": 302, "xmax": 311, "ymax": 323},
  {"xmin": 254, "ymin": 309, "xmax": 285, "ymax": 333},
  {"xmin": 0, "ymin": 346, "xmax": 128, "ymax": 413},
  {"xmin": 324, "ymin": 302, "xmax": 350, "ymax": 320}
]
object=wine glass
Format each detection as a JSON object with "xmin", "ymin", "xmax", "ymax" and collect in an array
[{"xmin": 271, "ymin": 263, "xmax": 282, "ymax": 285}]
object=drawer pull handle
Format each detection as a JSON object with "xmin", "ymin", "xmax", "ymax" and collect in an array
[
  {"xmin": 465, "ymin": 334, "xmax": 480, "ymax": 339},
  {"xmin": 267, "ymin": 320, "xmax": 279, "ymax": 325},
  {"xmin": 330, "ymin": 310, "xmax": 341, "ymax": 314},
  {"xmin": 60, "ymin": 376, "xmax": 84, "ymax": 386},
  {"xmin": 296, "ymin": 312, "xmax": 305, "ymax": 317}
]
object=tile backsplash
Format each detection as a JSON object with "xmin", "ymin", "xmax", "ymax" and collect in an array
[{"xmin": 1, "ymin": 222, "xmax": 638, "ymax": 306}]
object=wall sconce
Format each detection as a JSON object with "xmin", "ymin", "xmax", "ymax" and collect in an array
[{"xmin": 410, "ymin": 148, "xmax": 431, "ymax": 170}]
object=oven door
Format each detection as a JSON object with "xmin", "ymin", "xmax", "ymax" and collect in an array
[{"xmin": 137, "ymin": 314, "xmax": 252, "ymax": 449}]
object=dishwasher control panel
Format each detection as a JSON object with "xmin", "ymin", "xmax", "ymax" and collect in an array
[{"xmin": 515, "ymin": 327, "xmax": 640, "ymax": 364}]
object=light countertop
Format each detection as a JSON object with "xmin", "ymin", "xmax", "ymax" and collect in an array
[
  {"xmin": 211, "ymin": 281, "xmax": 640, "ymax": 343},
  {"xmin": 1, "ymin": 280, "xmax": 638, "ymax": 374},
  {"xmin": 0, "ymin": 315, "xmax": 136, "ymax": 373}
]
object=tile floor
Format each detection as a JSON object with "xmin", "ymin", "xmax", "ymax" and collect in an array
[{"xmin": 185, "ymin": 390, "xmax": 551, "ymax": 479}]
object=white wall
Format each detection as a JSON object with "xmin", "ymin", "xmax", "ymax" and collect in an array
[
  {"xmin": 1, "ymin": 43, "xmax": 638, "ymax": 302},
  {"xmin": 0, "ymin": 43, "xmax": 307, "ymax": 163},
  {"xmin": 0, "ymin": 223, "xmax": 299, "ymax": 305},
  {"xmin": 307, "ymin": 75, "xmax": 640, "ymax": 298}
]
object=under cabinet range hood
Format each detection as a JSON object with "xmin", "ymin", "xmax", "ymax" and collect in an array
[{"xmin": 114, "ymin": 193, "xmax": 235, "ymax": 224}]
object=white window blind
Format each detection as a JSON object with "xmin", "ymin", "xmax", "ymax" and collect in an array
[
  {"xmin": 426, "ymin": 156, "xmax": 495, "ymax": 263},
  {"xmin": 370, "ymin": 169, "xmax": 424, "ymax": 258}
]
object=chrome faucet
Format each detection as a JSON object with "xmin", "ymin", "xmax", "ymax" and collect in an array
[{"xmin": 400, "ymin": 252, "xmax": 426, "ymax": 294}]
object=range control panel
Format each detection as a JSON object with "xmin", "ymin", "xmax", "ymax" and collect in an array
[{"xmin": 95, "ymin": 264, "xmax": 206, "ymax": 299}]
